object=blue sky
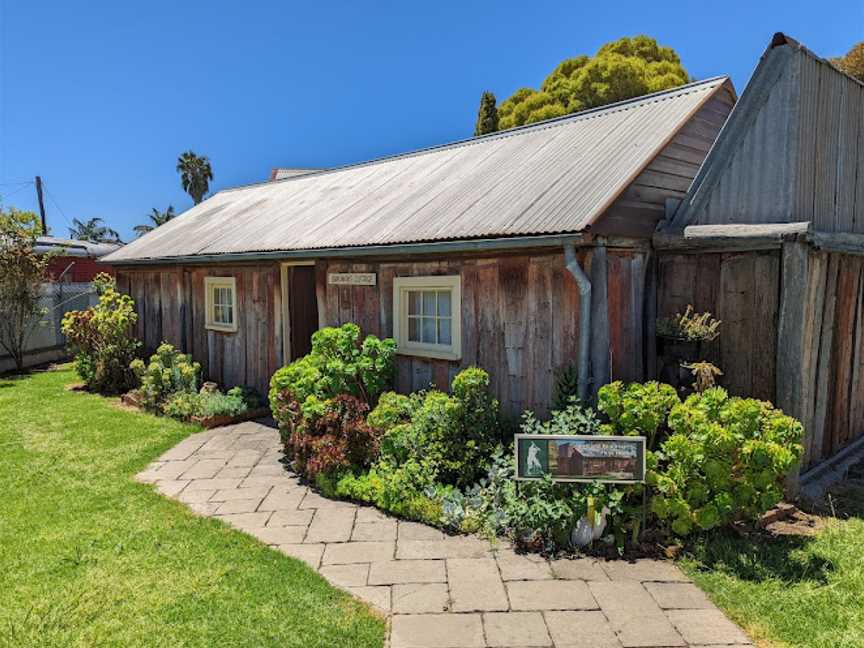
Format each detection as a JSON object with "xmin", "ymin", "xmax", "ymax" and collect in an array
[{"xmin": 1, "ymin": 1, "xmax": 861, "ymax": 241}]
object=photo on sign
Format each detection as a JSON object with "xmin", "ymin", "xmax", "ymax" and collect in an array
[{"xmin": 515, "ymin": 434, "xmax": 645, "ymax": 483}]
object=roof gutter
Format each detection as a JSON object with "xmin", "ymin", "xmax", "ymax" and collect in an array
[{"xmin": 102, "ymin": 233, "xmax": 591, "ymax": 266}]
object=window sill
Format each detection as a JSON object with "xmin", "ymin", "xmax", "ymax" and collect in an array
[
  {"xmin": 205, "ymin": 323, "xmax": 238, "ymax": 334},
  {"xmin": 397, "ymin": 346, "xmax": 461, "ymax": 362}
]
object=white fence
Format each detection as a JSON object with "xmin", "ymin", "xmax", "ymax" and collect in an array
[{"xmin": 0, "ymin": 282, "xmax": 97, "ymax": 372}]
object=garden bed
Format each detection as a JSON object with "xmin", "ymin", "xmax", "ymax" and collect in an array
[{"xmin": 192, "ymin": 406, "xmax": 271, "ymax": 429}]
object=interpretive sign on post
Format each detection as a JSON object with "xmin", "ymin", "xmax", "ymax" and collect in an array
[
  {"xmin": 515, "ymin": 434, "xmax": 646, "ymax": 483},
  {"xmin": 327, "ymin": 273, "xmax": 377, "ymax": 286}
]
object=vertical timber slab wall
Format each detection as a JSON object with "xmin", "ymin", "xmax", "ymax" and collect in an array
[
  {"xmin": 659, "ymin": 245, "xmax": 864, "ymax": 471},
  {"xmin": 317, "ymin": 248, "xmax": 649, "ymax": 419},
  {"xmin": 777, "ymin": 244, "xmax": 864, "ymax": 469},
  {"xmin": 657, "ymin": 250, "xmax": 780, "ymax": 401},
  {"xmin": 116, "ymin": 264, "xmax": 282, "ymax": 397}
]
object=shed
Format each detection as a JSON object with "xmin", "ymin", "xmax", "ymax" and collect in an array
[
  {"xmin": 104, "ymin": 77, "xmax": 735, "ymax": 415},
  {"xmin": 656, "ymin": 33, "xmax": 864, "ymax": 473}
]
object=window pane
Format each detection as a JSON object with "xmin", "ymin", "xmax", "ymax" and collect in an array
[
  {"xmin": 422, "ymin": 291, "xmax": 437, "ymax": 316},
  {"xmin": 213, "ymin": 305, "xmax": 223, "ymax": 323},
  {"xmin": 438, "ymin": 317, "xmax": 452, "ymax": 345},
  {"xmin": 224, "ymin": 306, "xmax": 233, "ymax": 324},
  {"xmin": 408, "ymin": 316, "xmax": 420, "ymax": 342},
  {"xmin": 437, "ymin": 290, "xmax": 451, "ymax": 316},
  {"xmin": 421, "ymin": 317, "xmax": 436, "ymax": 344},
  {"xmin": 408, "ymin": 290, "xmax": 420, "ymax": 316}
]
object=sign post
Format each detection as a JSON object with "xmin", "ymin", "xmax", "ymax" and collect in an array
[{"xmin": 514, "ymin": 434, "xmax": 646, "ymax": 484}]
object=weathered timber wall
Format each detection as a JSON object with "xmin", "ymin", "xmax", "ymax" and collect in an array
[
  {"xmin": 316, "ymin": 249, "xmax": 650, "ymax": 418},
  {"xmin": 115, "ymin": 248, "xmax": 651, "ymax": 420},
  {"xmin": 115, "ymin": 264, "xmax": 282, "ymax": 397},
  {"xmin": 658, "ymin": 245, "xmax": 864, "ymax": 469},
  {"xmin": 657, "ymin": 250, "xmax": 780, "ymax": 401}
]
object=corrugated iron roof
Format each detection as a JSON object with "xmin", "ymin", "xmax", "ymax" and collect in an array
[{"xmin": 106, "ymin": 77, "xmax": 728, "ymax": 264}]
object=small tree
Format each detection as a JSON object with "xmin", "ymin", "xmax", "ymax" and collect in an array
[
  {"xmin": 0, "ymin": 208, "xmax": 50, "ymax": 371},
  {"xmin": 61, "ymin": 273, "xmax": 141, "ymax": 393},
  {"xmin": 474, "ymin": 91, "xmax": 499, "ymax": 136}
]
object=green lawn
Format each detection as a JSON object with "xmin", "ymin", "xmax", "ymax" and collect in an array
[
  {"xmin": 679, "ymin": 519, "xmax": 864, "ymax": 648},
  {"xmin": 0, "ymin": 365, "xmax": 385, "ymax": 648}
]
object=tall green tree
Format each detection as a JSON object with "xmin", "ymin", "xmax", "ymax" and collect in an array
[
  {"xmin": 474, "ymin": 91, "xmax": 499, "ymax": 136},
  {"xmin": 68, "ymin": 217, "xmax": 120, "ymax": 243},
  {"xmin": 176, "ymin": 151, "xmax": 213, "ymax": 205},
  {"xmin": 134, "ymin": 205, "xmax": 176, "ymax": 237},
  {"xmin": 495, "ymin": 35, "xmax": 690, "ymax": 131},
  {"xmin": 832, "ymin": 42, "xmax": 864, "ymax": 82},
  {"xmin": 0, "ymin": 207, "xmax": 51, "ymax": 371}
]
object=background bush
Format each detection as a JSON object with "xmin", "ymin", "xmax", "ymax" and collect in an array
[{"xmin": 61, "ymin": 273, "xmax": 140, "ymax": 394}]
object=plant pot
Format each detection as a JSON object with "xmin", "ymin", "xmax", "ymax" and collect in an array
[{"xmin": 656, "ymin": 336, "xmax": 702, "ymax": 391}]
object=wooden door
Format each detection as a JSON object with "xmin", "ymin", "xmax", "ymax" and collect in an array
[{"xmin": 287, "ymin": 266, "xmax": 319, "ymax": 360}]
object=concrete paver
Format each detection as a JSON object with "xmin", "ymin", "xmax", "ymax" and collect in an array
[{"xmin": 142, "ymin": 421, "xmax": 752, "ymax": 648}]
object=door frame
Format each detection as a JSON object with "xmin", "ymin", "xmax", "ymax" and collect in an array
[{"xmin": 280, "ymin": 261, "xmax": 316, "ymax": 364}]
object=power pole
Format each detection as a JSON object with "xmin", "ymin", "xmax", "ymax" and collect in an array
[{"xmin": 34, "ymin": 176, "xmax": 47, "ymax": 234}]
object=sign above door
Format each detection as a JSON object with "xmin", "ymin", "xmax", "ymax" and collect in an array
[{"xmin": 328, "ymin": 273, "xmax": 377, "ymax": 286}]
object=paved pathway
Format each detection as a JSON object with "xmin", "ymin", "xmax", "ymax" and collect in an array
[{"xmin": 138, "ymin": 421, "xmax": 752, "ymax": 648}]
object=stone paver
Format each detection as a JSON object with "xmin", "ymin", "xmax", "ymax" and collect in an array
[
  {"xmin": 483, "ymin": 611, "xmax": 551, "ymax": 646},
  {"xmin": 507, "ymin": 580, "xmax": 597, "ymax": 611},
  {"xmin": 368, "ymin": 559, "xmax": 446, "ymax": 585},
  {"xmin": 589, "ymin": 581, "xmax": 686, "ymax": 647},
  {"xmin": 544, "ymin": 611, "xmax": 621, "ymax": 648},
  {"xmin": 322, "ymin": 541, "xmax": 395, "ymax": 565},
  {"xmin": 142, "ymin": 421, "xmax": 752, "ymax": 648},
  {"xmin": 496, "ymin": 550, "xmax": 553, "ymax": 581},
  {"xmin": 447, "ymin": 558, "xmax": 509, "ymax": 612},
  {"xmin": 391, "ymin": 614, "xmax": 485, "ymax": 648},
  {"xmin": 666, "ymin": 609, "xmax": 752, "ymax": 646},
  {"xmin": 392, "ymin": 583, "xmax": 450, "ymax": 613},
  {"xmin": 644, "ymin": 582, "xmax": 713, "ymax": 609}
]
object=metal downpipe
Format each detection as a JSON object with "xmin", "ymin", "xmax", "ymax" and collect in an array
[{"xmin": 564, "ymin": 242, "xmax": 592, "ymax": 404}]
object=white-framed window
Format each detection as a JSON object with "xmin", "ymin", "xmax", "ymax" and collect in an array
[
  {"xmin": 393, "ymin": 275, "xmax": 461, "ymax": 360},
  {"xmin": 205, "ymin": 277, "xmax": 238, "ymax": 332}
]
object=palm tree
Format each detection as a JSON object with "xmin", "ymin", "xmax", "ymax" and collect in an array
[
  {"xmin": 176, "ymin": 151, "xmax": 213, "ymax": 205},
  {"xmin": 134, "ymin": 205, "xmax": 176, "ymax": 237},
  {"xmin": 68, "ymin": 217, "xmax": 120, "ymax": 243}
]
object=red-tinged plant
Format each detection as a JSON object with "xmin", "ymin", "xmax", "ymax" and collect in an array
[{"xmin": 285, "ymin": 395, "xmax": 380, "ymax": 482}]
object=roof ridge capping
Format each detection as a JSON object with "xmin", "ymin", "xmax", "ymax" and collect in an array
[
  {"xmin": 219, "ymin": 75, "xmax": 730, "ymax": 196},
  {"xmin": 771, "ymin": 31, "xmax": 864, "ymax": 88}
]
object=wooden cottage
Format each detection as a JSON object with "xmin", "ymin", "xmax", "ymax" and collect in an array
[
  {"xmin": 104, "ymin": 77, "xmax": 735, "ymax": 417},
  {"xmin": 655, "ymin": 34, "xmax": 864, "ymax": 476}
]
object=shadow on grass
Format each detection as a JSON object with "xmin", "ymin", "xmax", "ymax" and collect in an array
[{"xmin": 685, "ymin": 528, "xmax": 835, "ymax": 585}]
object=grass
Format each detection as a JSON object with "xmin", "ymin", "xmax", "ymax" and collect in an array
[
  {"xmin": 679, "ymin": 519, "xmax": 864, "ymax": 648},
  {"xmin": 0, "ymin": 365, "xmax": 386, "ymax": 648}
]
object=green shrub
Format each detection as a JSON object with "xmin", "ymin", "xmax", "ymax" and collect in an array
[
  {"xmin": 649, "ymin": 387, "xmax": 803, "ymax": 537},
  {"xmin": 369, "ymin": 367, "xmax": 500, "ymax": 488},
  {"xmin": 335, "ymin": 459, "xmax": 443, "ymax": 523},
  {"xmin": 597, "ymin": 380, "xmax": 679, "ymax": 448},
  {"xmin": 161, "ymin": 385, "xmax": 259, "ymax": 421},
  {"xmin": 129, "ymin": 342, "xmax": 201, "ymax": 411},
  {"xmin": 61, "ymin": 273, "xmax": 141, "ymax": 394},
  {"xmin": 269, "ymin": 324, "xmax": 397, "ymax": 425}
]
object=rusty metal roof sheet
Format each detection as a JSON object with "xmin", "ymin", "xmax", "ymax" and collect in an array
[{"xmin": 106, "ymin": 77, "xmax": 728, "ymax": 263}]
